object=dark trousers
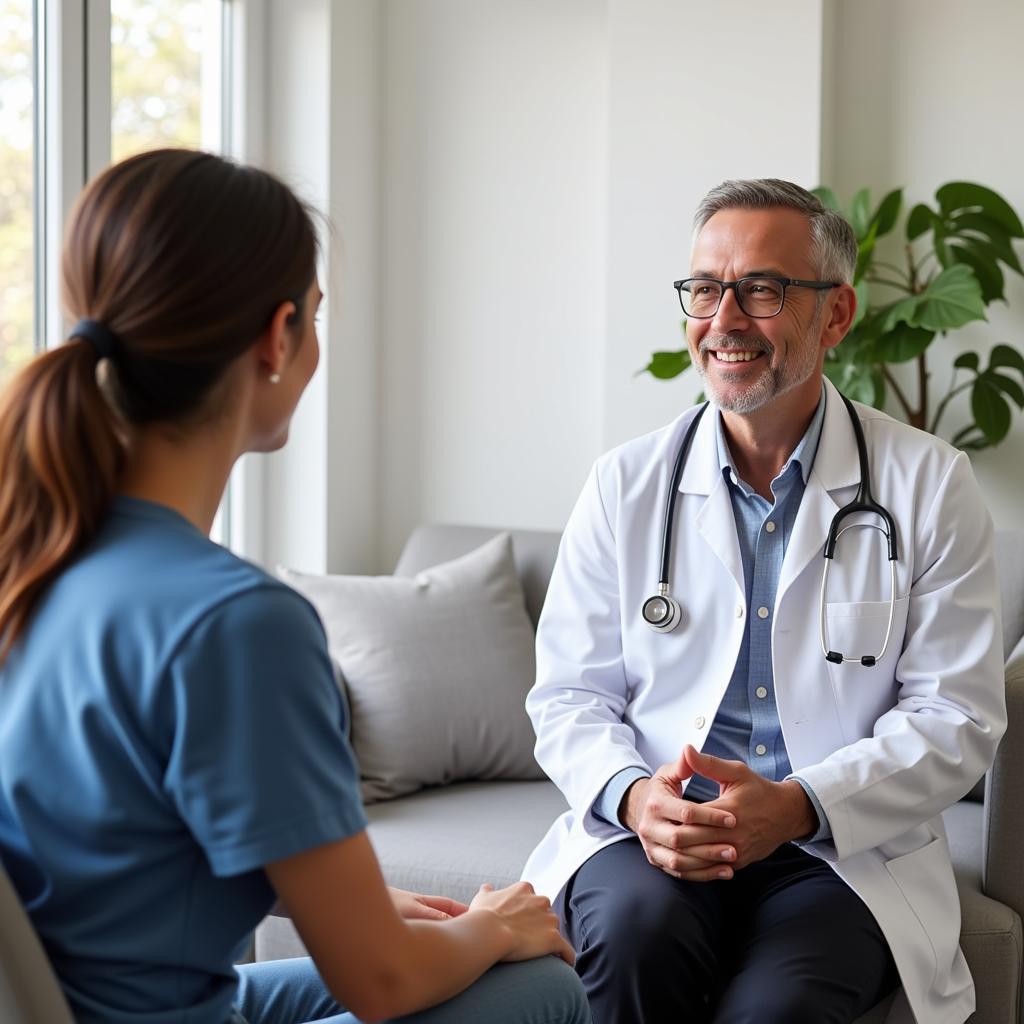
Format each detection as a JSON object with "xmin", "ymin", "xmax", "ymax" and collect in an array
[{"xmin": 556, "ymin": 838, "xmax": 898, "ymax": 1024}]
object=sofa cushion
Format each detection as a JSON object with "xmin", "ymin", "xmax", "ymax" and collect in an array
[
  {"xmin": 281, "ymin": 534, "xmax": 544, "ymax": 802},
  {"xmin": 255, "ymin": 780, "xmax": 569, "ymax": 963},
  {"xmin": 394, "ymin": 525, "xmax": 563, "ymax": 629}
]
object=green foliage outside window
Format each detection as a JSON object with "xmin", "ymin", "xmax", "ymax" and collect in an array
[
  {"xmin": 0, "ymin": 0, "xmax": 208, "ymax": 391},
  {"xmin": 0, "ymin": 0, "xmax": 34, "ymax": 387}
]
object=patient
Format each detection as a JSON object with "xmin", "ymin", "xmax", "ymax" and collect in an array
[{"xmin": 0, "ymin": 149, "xmax": 589, "ymax": 1024}]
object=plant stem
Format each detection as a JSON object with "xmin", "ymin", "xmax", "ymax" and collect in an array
[
  {"xmin": 916, "ymin": 351, "xmax": 929, "ymax": 429},
  {"xmin": 865, "ymin": 273, "xmax": 911, "ymax": 291},
  {"xmin": 881, "ymin": 365, "xmax": 917, "ymax": 424},
  {"xmin": 871, "ymin": 260, "xmax": 912, "ymax": 286},
  {"xmin": 929, "ymin": 377, "xmax": 972, "ymax": 436}
]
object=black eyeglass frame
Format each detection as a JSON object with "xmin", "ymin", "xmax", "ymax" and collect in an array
[{"xmin": 673, "ymin": 276, "xmax": 841, "ymax": 319}]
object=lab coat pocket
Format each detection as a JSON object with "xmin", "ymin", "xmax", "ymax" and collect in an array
[
  {"xmin": 884, "ymin": 835, "xmax": 961, "ymax": 988},
  {"xmin": 823, "ymin": 597, "xmax": 909, "ymax": 664},
  {"xmin": 824, "ymin": 597, "xmax": 909, "ymax": 740}
]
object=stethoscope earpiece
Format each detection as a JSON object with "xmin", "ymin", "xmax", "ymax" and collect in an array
[{"xmin": 642, "ymin": 592, "xmax": 682, "ymax": 633}]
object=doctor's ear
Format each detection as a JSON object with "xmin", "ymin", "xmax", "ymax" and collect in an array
[{"xmin": 821, "ymin": 283, "xmax": 857, "ymax": 351}]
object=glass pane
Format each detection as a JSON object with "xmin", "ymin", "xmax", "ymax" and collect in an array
[
  {"xmin": 110, "ymin": 0, "xmax": 231, "ymax": 546},
  {"xmin": 0, "ymin": 0, "xmax": 35, "ymax": 389},
  {"xmin": 111, "ymin": 0, "xmax": 222, "ymax": 164}
]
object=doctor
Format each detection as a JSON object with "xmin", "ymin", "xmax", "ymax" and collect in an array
[{"xmin": 523, "ymin": 179, "xmax": 1006, "ymax": 1024}]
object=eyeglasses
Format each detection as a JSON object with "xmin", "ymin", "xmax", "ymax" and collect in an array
[{"xmin": 673, "ymin": 276, "xmax": 840, "ymax": 319}]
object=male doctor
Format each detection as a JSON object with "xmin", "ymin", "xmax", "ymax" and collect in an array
[{"xmin": 523, "ymin": 179, "xmax": 1006, "ymax": 1024}]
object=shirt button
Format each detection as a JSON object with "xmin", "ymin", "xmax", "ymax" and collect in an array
[
  {"xmin": 755, "ymin": 744, "xmax": 767, "ymax": 756},
  {"xmin": 765, "ymin": 521, "xmax": 776, "ymax": 533},
  {"xmin": 695, "ymin": 716, "xmax": 706, "ymax": 729},
  {"xmin": 755, "ymin": 686, "xmax": 768, "ymax": 699},
  {"xmin": 757, "ymin": 606, "xmax": 770, "ymax": 619},
  {"xmin": 736, "ymin": 605, "xmax": 744, "ymax": 618}
]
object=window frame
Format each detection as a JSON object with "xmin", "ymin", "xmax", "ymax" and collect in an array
[{"xmin": 32, "ymin": 0, "xmax": 266, "ymax": 553}]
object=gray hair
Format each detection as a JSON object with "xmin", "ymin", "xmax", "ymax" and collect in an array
[{"xmin": 693, "ymin": 179, "xmax": 858, "ymax": 284}]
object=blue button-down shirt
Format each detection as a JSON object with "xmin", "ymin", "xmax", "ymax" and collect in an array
[{"xmin": 596, "ymin": 391, "xmax": 830, "ymax": 842}]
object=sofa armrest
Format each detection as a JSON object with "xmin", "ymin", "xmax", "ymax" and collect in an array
[{"xmin": 982, "ymin": 640, "xmax": 1024, "ymax": 919}]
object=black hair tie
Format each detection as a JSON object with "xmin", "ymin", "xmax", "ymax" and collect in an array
[{"xmin": 70, "ymin": 319, "xmax": 120, "ymax": 361}]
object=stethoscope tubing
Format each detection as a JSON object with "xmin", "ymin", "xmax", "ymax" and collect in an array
[{"xmin": 645, "ymin": 391, "xmax": 899, "ymax": 665}]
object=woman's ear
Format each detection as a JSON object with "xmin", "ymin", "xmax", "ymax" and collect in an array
[{"xmin": 255, "ymin": 299, "xmax": 298, "ymax": 381}]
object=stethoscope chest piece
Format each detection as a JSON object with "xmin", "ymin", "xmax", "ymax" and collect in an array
[
  {"xmin": 642, "ymin": 392, "xmax": 898, "ymax": 662},
  {"xmin": 642, "ymin": 588, "xmax": 682, "ymax": 633}
]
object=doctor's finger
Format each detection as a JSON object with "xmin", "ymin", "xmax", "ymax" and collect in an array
[
  {"xmin": 642, "ymin": 819, "xmax": 725, "ymax": 853},
  {"xmin": 654, "ymin": 796, "xmax": 736, "ymax": 830},
  {"xmin": 647, "ymin": 846, "xmax": 735, "ymax": 882}
]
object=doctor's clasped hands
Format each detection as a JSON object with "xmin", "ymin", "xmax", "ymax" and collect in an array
[{"xmin": 622, "ymin": 745, "xmax": 820, "ymax": 879}]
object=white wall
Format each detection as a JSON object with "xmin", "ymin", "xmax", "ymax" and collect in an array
[
  {"xmin": 260, "ymin": 0, "xmax": 1022, "ymax": 573},
  {"xmin": 262, "ymin": 0, "xmax": 382, "ymax": 574},
  {"xmin": 602, "ymin": 0, "xmax": 824, "ymax": 451},
  {"xmin": 378, "ymin": 0, "xmax": 608, "ymax": 566},
  {"xmin": 824, "ymin": 0, "xmax": 1024, "ymax": 530}
]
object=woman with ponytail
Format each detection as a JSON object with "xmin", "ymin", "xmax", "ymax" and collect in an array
[{"xmin": 0, "ymin": 150, "xmax": 589, "ymax": 1024}]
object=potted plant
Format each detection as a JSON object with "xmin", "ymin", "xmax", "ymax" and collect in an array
[{"xmin": 641, "ymin": 182, "xmax": 1024, "ymax": 450}]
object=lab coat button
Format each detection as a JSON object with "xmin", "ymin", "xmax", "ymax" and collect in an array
[
  {"xmin": 695, "ymin": 716, "xmax": 706, "ymax": 729},
  {"xmin": 755, "ymin": 686, "xmax": 768, "ymax": 698},
  {"xmin": 765, "ymin": 521, "xmax": 776, "ymax": 533},
  {"xmin": 736, "ymin": 605, "xmax": 744, "ymax": 618},
  {"xmin": 755, "ymin": 743, "xmax": 767, "ymax": 755},
  {"xmin": 757, "ymin": 606, "xmax": 770, "ymax": 619}
]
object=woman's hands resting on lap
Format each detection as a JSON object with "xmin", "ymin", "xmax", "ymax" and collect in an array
[{"xmin": 470, "ymin": 882, "xmax": 575, "ymax": 965}]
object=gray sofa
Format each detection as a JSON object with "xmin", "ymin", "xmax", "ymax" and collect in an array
[{"xmin": 256, "ymin": 524, "xmax": 1024, "ymax": 1024}]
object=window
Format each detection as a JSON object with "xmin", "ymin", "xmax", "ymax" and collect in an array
[
  {"xmin": 109, "ymin": 0, "xmax": 230, "ymax": 543},
  {"xmin": 111, "ymin": 0, "xmax": 224, "ymax": 162},
  {"xmin": 7, "ymin": 0, "xmax": 243, "ymax": 546},
  {"xmin": 0, "ymin": 0, "xmax": 35, "ymax": 389}
]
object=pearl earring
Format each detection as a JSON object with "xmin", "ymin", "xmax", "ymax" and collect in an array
[{"xmin": 268, "ymin": 372, "xmax": 281, "ymax": 385}]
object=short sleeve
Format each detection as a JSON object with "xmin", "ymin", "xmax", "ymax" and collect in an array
[{"xmin": 163, "ymin": 585, "xmax": 368, "ymax": 876}]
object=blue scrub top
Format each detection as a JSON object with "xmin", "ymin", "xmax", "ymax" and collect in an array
[{"xmin": 0, "ymin": 497, "xmax": 368, "ymax": 1023}]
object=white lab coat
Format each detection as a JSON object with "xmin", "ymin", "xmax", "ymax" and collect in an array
[{"xmin": 523, "ymin": 379, "xmax": 1006, "ymax": 1024}]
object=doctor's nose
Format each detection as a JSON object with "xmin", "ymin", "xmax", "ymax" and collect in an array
[{"xmin": 710, "ymin": 286, "xmax": 752, "ymax": 334}]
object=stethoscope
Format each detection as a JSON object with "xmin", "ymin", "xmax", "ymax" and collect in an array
[{"xmin": 641, "ymin": 393, "xmax": 898, "ymax": 666}]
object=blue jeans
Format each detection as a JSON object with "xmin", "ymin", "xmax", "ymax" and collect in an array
[{"xmin": 233, "ymin": 955, "xmax": 590, "ymax": 1024}]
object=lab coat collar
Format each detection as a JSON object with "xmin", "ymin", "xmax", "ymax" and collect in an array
[
  {"xmin": 681, "ymin": 377, "xmax": 864, "ymax": 602},
  {"xmin": 777, "ymin": 377, "xmax": 864, "ymax": 603},
  {"xmin": 678, "ymin": 376, "xmax": 861, "ymax": 497},
  {"xmin": 811, "ymin": 377, "xmax": 862, "ymax": 493}
]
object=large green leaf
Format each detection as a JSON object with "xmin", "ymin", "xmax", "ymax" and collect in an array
[
  {"xmin": 812, "ymin": 186, "xmax": 841, "ymax": 212},
  {"xmin": 825, "ymin": 357, "xmax": 883, "ymax": 407},
  {"xmin": 854, "ymin": 221, "xmax": 879, "ymax": 283},
  {"xmin": 990, "ymin": 344, "xmax": 1024, "ymax": 373},
  {"xmin": 850, "ymin": 279, "xmax": 871, "ymax": 330},
  {"xmin": 936, "ymin": 182, "xmax": 1024, "ymax": 237},
  {"xmin": 986, "ymin": 371, "xmax": 1024, "ymax": 409},
  {"xmin": 954, "ymin": 351, "xmax": 980, "ymax": 372},
  {"xmin": 971, "ymin": 377, "xmax": 1012, "ymax": 444},
  {"xmin": 849, "ymin": 188, "xmax": 872, "ymax": 240},
  {"xmin": 641, "ymin": 349, "xmax": 691, "ymax": 379},
  {"xmin": 882, "ymin": 264, "xmax": 986, "ymax": 332},
  {"xmin": 906, "ymin": 203, "xmax": 935, "ymax": 241},
  {"xmin": 873, "ymin": 324, "xmax": 934, "ymax": 363},
  {"xmin": 947, "ymin": 212, "xmax": 1024, "ymax": 274},
  {"xmin": 871, "ymin": 188, "xmax": 903, "ymax": 237},
  {"xmin": 946, "ymin": 242, "xmax": 1005, "ymax": 303}
]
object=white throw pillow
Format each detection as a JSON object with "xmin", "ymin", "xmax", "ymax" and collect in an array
[{"xmin": 280, "ymin": 533, "xmax": 545, "ymax": 802}]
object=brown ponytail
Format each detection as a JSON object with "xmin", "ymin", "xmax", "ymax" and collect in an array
[
  {"xmin": 0, "ymin": 149, "xmax": 317, "ymax": 664},
  {"xmin": 0, "ymin": 343, "xmax": 124, "ymax": 662}
]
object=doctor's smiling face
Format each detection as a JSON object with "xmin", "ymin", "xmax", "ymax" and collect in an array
[{"xmin": 685, "ymin": 206, "xmax": 853, "ymax": 417}]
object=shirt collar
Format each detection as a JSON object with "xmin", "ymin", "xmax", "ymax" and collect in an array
[{"xmin": 715, "ymin": 385, "xmax": 827, "ymax": 491}]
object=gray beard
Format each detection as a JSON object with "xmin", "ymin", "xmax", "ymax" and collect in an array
[{"xmin": 695, "ymin": 326, "xmax": 820, "ymax": 414}]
